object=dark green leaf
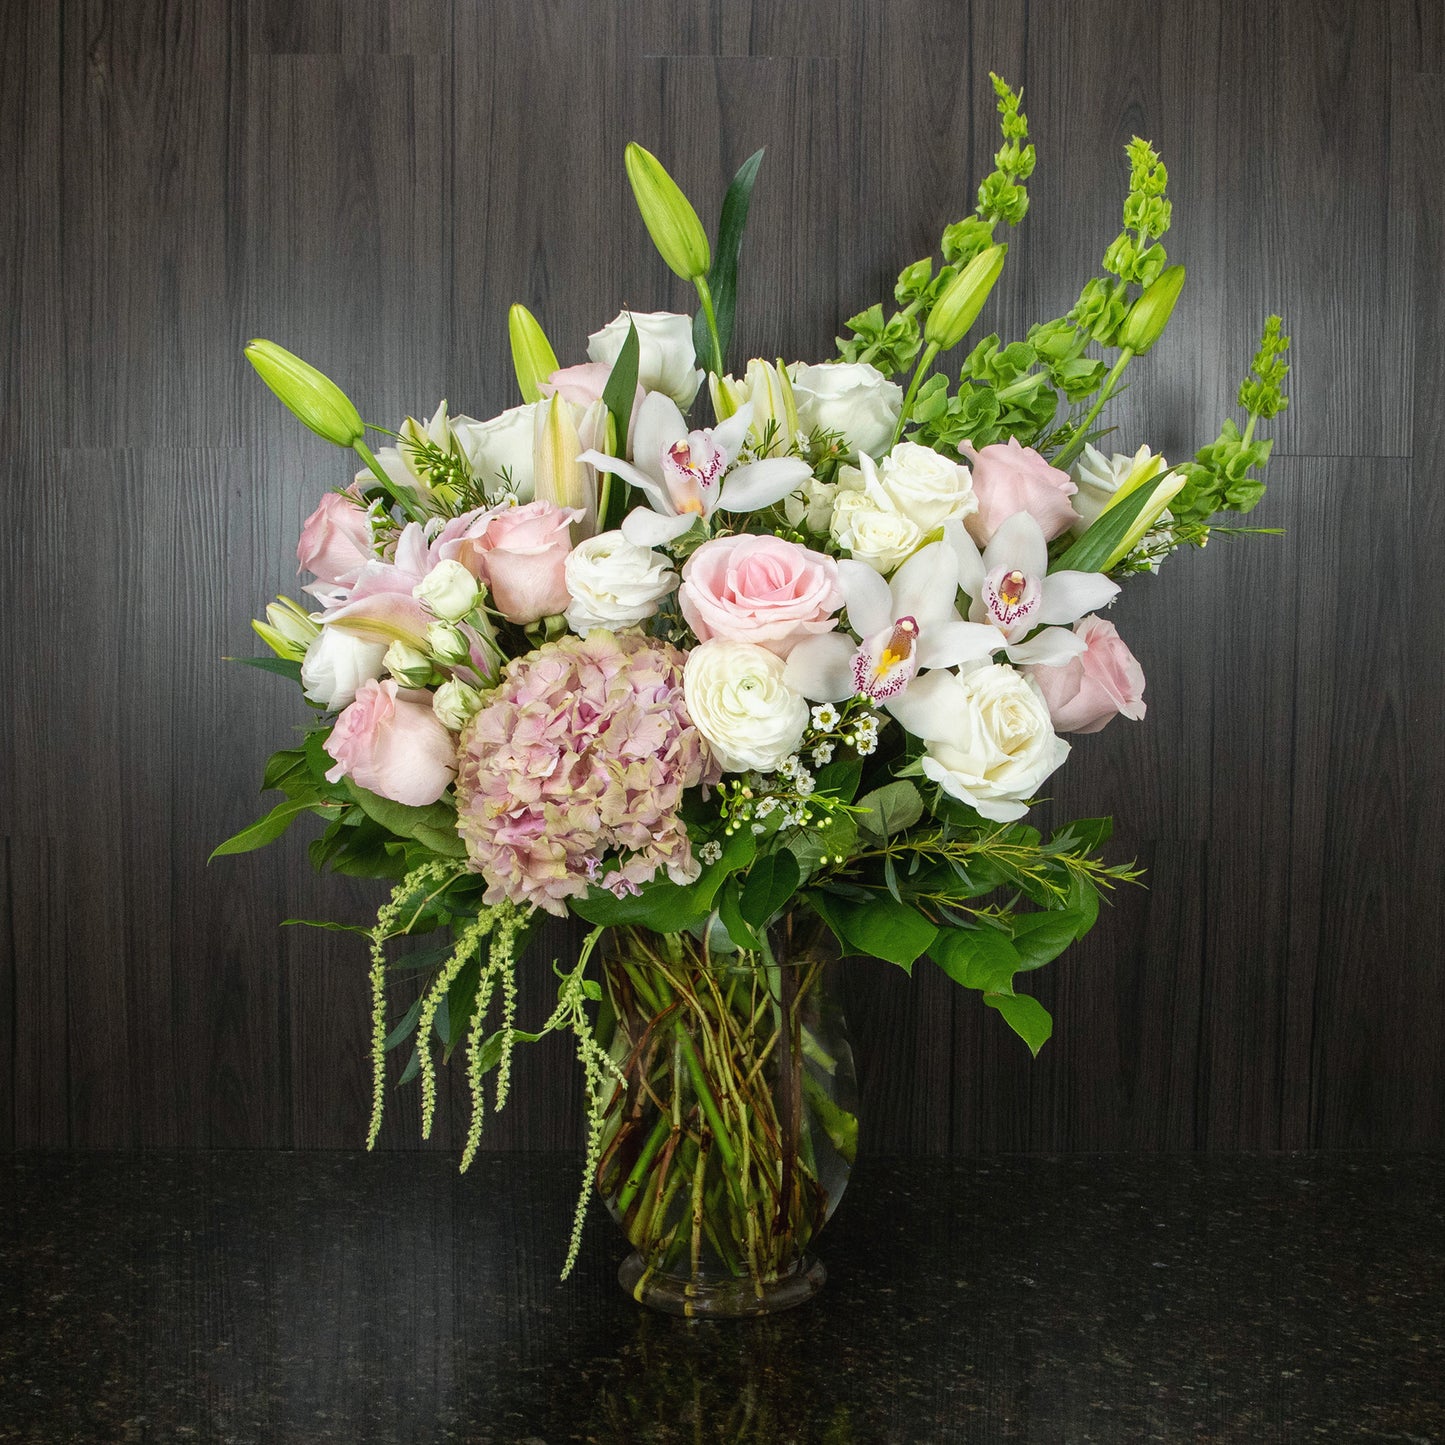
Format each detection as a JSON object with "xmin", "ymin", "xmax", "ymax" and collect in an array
[
  {"xmin": 806, "ymin": 891, "xmax": 937, "ymax": 972},
  {"xmin": 262, "ymin": 747, "xmax": 309, "ymax": 793},
  {"xmin": 693, "ymin": 148, "xmax": 764, "ymax": 373},
  {"xmin": 601, "ymin": 317, "xmax": 640, "ymax": 457},
  {"xmin": 210, "ymin": 797, "xmax": 326, "ymax": 859},
  {"xmin": 1008, "ymin": 911, "xmax": 1082, "ymax": 971},
  {"xmin": 984, "ymin": 991, "xmax": 1053, "ymax": 1056},
  {"xmin": 384, "ymin": 994, "xmax": 424, "ymax": 1053},
  {"xmin": 813, "ymin": 754, "xmax": 864, "ymax": 804},
  {"xmin": 717, "ymin": 877, "xmax": 763, "ymax": 951},
  {"xmin": 930, "ymin": 924, "xmax": 1022, "ymax": 993},
  {"xmin": 854, "ymin": 781, "xmax": 924, "ymax": 844},
  {"xmin": 740, "ymin": 850, "xmax": 801, "ymax": 928},
  {"xmin": 345, "ymin": 781, "xmax": 466, "ymax": 856},
  {"xmin": 396, "ymin": 1045, "xmax": 421, "ymax": 1087},
  {"xmin": 572, "ymin": 827, "xmax": 757, "ymax": 931},
  {"xmin": 1052, "ymin": 816, "xmax": 1113, "ymax": 853},
  {"xmin": 1050, "ymin": 482, "xmax": 1162, "ymax": 574},
  {"xmin": 235, "ymin": 655, "xmax": 303, "ymax": 683}
]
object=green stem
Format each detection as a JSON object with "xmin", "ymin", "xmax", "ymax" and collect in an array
[
  {"xmin": 1241, "ymin": 411, "xmax": 1259, "ymax": 447},
  {"xmin": 892, "ymin": 340, "xmax": 941, "ymax": 446},
  {"xmin": 1055, "ymin": 347, "xmax": 1135, "ymax": 469},
  {"xmin": 694, "ymin": 274, "xmax": 725, "ymax": 377},
  {"xmin": 353, "ymin": 437, "xmax": 423, "ymax": 521}
]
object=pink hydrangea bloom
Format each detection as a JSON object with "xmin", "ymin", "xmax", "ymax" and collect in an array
[{"xmin": 455, "ymin": 631, "xmax": 720, "ymax": 915}]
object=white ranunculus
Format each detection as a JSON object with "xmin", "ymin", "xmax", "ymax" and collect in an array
[
  {"xmin": 828, "ymin": 461, "xmax": 925, "ymax": 573},
  {"xmin": 588, "ymin": 310, "xmax": 703, "ymax": 411},
  {"xmin": 413, "ymin": 559, "xmax": 481, "ymax": 622},
  {"xmin": 876, "ymin": 441, "xmax": 978, "ymax": 531},
  {"xmin": 564, "ymin": 530, "xmax": 677, "ymax": 634},
  {"xmin": 683, "ymin": 639, "xmax": 809, "ymax": 774},
  {"xmin": 300, "ymin": 627, "xmax": 388, "ymax": 710},
  {"xmin": 789, "ymin": 361, "xmax": 903, "ymax": 459},
  {"xmin": 898, "ymin": 664, "xmax": 1069, "ymax": 822},
  {"xmin": 452, "ymin": 403, "xmax": 540, "ymax": 501}
]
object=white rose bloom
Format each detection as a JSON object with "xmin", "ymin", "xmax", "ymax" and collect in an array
[
  {"xmin": 564, "ymin": 530, "xmax": 677, "ymax": 634},
  {"xmin": 789, "ymin": 361, "xmax": 903, "ymax": 459},
  {"xmin": 783, "ymin": 473, "xmax": 839, "ymax": 534},
  {"xmin": 300, "ymin": 627, "xmax": 388, "ymax": 710},
  {"xmin": 829, "ymin": 461, "xmax": 925, "ymax": 573},
  {"xmin": 893, "ymin": 664, "xmax": 1070, "ymax": 823},
  {"xmin": 413, "ymin": 559, "xmax": 480, "ymax": 622},
  {"xmin": 452, "ymin": 402, "xmax": 540, "ymax": 501},
  {"xmin": 875, "ymin": 441, "xmax": 979, "ymax": 531},
  {"xmin": 684, "ymin": 640, "xmax": 809, "ymax": 774},
  {"xmin": 588, "ymin": 310, "xmax": 703, "ymax": 411}
]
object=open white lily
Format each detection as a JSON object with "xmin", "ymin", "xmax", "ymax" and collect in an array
[
  {"xmin": 783, "ymin": 540, "xmax": 999, "ymax": 708},
  {"xmin": 578, "ymin": 392, "xmax": 812, "ymax": 547},
  {"xmin": 947, "ymin": 512, "xmax": 1120, "ymax": 666}
]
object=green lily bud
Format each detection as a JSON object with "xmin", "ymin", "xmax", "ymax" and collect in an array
[
  {"xmin": 253, "ymin": 595, "xmax": 319, "ymax": 661},
  {"xmin": 244, "ymin": 339, "xmax": 365, "ymax": 447},
  {"xmin": 708, "ymin": 372, "xmax": 744, "ymax": 423},
  {"xmin": 508, "ymin": 305, "xmax": 560, "ymax": 404},
  {"xmin": 924, "ymin": 243, "xmax": 1008, "ymax": 350},
  {"xmin": 1119, "ymin": 264, "xmax": 1185, "ymax": 354},
  {"xmin": 624, "ymin": 142, "xmax": 711, "ymax": 280}
]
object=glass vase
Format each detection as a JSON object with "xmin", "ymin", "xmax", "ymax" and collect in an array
[{"xmin": 594, "ymin": 910, "xmax": 857, "ymax": 1318}]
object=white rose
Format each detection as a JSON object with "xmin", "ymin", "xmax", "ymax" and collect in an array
[
  {"xmin": 588, "ymin": 310, "xmax": 703, "ymax": 411},
  {"xmin": 829, "ymin": 462, "xmax": 925, "ymax": 573},
  {"xmin": 683, "ymin": 640, "xmax": 809, "ymax": 774},
  {"xmin": 911, "ymin": 665, "xmax": 1070, "ymax": 822},
  {"xmin": 432, "ymin": 678, "xmax": 484, "ymax": 731},
  {"xmin": 782, "ymin": 473, "xmax": 839, "ymax": 534},
  {"xmin": 300, "ymin": 627, "xmax": 388, "ymax": 710},
  {"xmin": 452, "ymin": 403, "xmax": 540, "ymax": 501},
  {"xmin": 564, "ymin": 531, "xmax": 677, "ymax": 633},
  {"xmin": 875, "ymin": 441, "xmax": 978, "ymax": 531},
  {"xmin": 789, "ymin": 361, "xmax": 903, "ymax": 459},
  {"xmin": 413, "ymin": 559, "xmax": 480, "ymax": 622}
]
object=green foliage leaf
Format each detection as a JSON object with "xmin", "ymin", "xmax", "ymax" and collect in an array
[
  {"xmin": 717, "ymin": 876, "xmax": 763, "ymax": 950},
  {"xmin": 930, "ymin": 924, "xmax": 1021, "ymax": 993},
  {"xmin": 280, "ymin": 917, "xmax": 373, "ymax": 936},
  {"xmin": 572, "ymin": 827, "xmax": 757, "ymax": 931},
  {"xmin": 693, "ymin": 148, "xmax": 764, "ymax": 372},
  {"xmin": 806, "ymin": 891, "xmax": 937, "ymax": 972},
  {"xmin": 210, "ymin": 797, "xmax": 325, "ymax": 859},
  {"xmin": 235, "ymin": 655, "xmax": 304, "ymax": 683},
  {"xmin": 740, "ymin": 850, "xmax": 801, "ymax": 928},
  {"xmin": 984, "ymin": 991, "xmax": 1053, "ymax": 1056},
  {"xmin": 854, "ymin": 781, "xmax": 924, "ymax": 844},
  {"xmin": 1008, "ymin": 911, "xmax": 1083, "ymax": 971},
  {"xmin": 601, "ymin": 317, "xmax": 640, "ymax": 458},
  {"xmin": 1049, "ymin": 482, "xmax": 1163, "ymax": 574},
  {"xmin": 344, "ymin": 781, "xmax": 467, "ymax": 858}
]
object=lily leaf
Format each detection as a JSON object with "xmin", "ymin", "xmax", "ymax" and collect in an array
[{"xmin": 693, "ymin": 148, "xmax": 765, "ymax": 374}]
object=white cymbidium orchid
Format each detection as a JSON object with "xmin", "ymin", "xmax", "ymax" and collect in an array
[
  {"xmin": 948, "ymin": 512, "xmax": 1120, "ymax": 666},
  {"xmin": 579, "ymin": 392, "xmax": 812, "ymax": 547},
  {"xmin": 783, "ymin": 540, "xmax": 999, "ymax": 708}
]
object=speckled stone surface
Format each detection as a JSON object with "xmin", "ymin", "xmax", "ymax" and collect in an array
[{"xmin": 2, "ymin": 1152, "xmax": 1441, "ymax": 1443}]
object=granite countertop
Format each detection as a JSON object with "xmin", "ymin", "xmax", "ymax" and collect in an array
[{"xmin": 2, "ymin": 1151, "xmax": 1441, "ymax": 1443}]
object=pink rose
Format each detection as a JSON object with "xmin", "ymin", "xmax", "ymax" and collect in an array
[
  {"xmin": 324, "ymin": 679, "xmax": 458, "ymax": 805},
  {"xmin": 297, "ymin": 489, "xmax": 373, "ymax": 587},
  {"xmin": 456, "ymin": 500, "xmax": 580, "ymax": 625},
  {"xmin": 679, "ymin": 534, "xmax": 844, "ymax": 657},
  {"xmin": 1026, "ymin": 615, "xmax": 1146, "ymax": 734},
  {"xmin": 963, "ymin": 437, "xmax": 1080, "ymax": 544}
]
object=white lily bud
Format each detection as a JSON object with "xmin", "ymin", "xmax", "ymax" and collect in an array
[
  {"xmin": 413, "ymin": 559, "xmax": 481, "ymax": 622},
  {"xmin": 532, "ymin": 393, "xmax": 597, "ymax": 539},
  {"xmin": 254, "ymin": 596, "xmax": 319, "ymax": 660}
]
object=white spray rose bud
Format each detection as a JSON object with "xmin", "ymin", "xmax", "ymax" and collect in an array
[
  {"xmin": 789, "ymin": 361, "xmax": 903, "ymax": 459},
  {"xmin": 300, "ymin": 627, "xmax": 388, "ymax": 710},
  {"xmin": 413, "ymin": 559, "xmax": 481, "ymax": 622},
  {"xmin": 426, "ymin": 622, "xmax": 471, "ymax": 666},
  {"xmin": 564, "ymin": 531, "xmax": 677, "ymax": 634},
  {"xmin": 383, "ymin": 640, "xmax": 433, "ymax": 688},
  {"xmin": 783, "ymin": 473, "xmax": 840, "ymax": 534},
  {"xmin": 432, "ymin": 678, "xmax": 484, "ymax": 731},
  {"xmin": 875, "ymin": 441, "xmax": 978, "ymax": 531},
  {"xmin": 683, "ymin": 640, "xmax": 809, "ymax": 775}
]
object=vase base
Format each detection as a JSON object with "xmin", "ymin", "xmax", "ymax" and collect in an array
[{"xmin": 619, "ymin": 1252, "xmax": 826, "ymax": 1319}]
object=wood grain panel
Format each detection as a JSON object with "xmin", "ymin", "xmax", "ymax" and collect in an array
[{"xmin": 2, "ymin": 0, "xmax": 1442, "ymax": 1154}]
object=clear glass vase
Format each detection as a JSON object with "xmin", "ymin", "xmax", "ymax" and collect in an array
[{"xmin": 594, "ymin": 910, "xmax": 858, "ymax": 1318}]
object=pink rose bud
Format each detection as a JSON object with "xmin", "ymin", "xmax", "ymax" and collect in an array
[
  {"xmin": 1027, "ymin": 615, "xmax": 1146, "ymax": 734},
  {"xmin": 679, "ymin": 534, "xmax": 844, "ymax": 658},
  {"xmin": 323, "ymin": 678, "xmax": 457, "ymax": 806},
  {"xmin": 297, "ymin": 489, "xmax": 373, "ymax": 587},
  {"xmin": 456, "ymin": 500, "xmax": 580, "ymax": 625},
  {"xmin": 963, "ymin": 437, "xmax": 1080, "ymax": 544}
]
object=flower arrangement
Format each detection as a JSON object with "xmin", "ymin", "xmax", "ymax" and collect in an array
[{"xmin": 223, "ymin": 75, "xmax": 1289, "ymax": 1307}]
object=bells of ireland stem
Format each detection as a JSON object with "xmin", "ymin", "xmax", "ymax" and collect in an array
[
  {"xmin": 508, "ymin": 304, "xmax": 560, "ymax": 403},
  {"xmin": 624, "ymin": 143, "xmax": 711, "ymax": 281},
  {"xmin": 244, "ymin": 340, "xmax": 365, "ymax": 448},
  {"xmin": 924, "ymin": 243, "xmax": 1008, "ymax": 351},
  {"xmin": 1119, "ymin": 264, "xmax": 1186, "ymax": 355}
]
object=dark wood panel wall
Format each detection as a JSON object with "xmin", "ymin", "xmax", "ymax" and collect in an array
[{"xmin": 3, "ymin": 0, "xmax": 1441, "ymax": 1154}]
